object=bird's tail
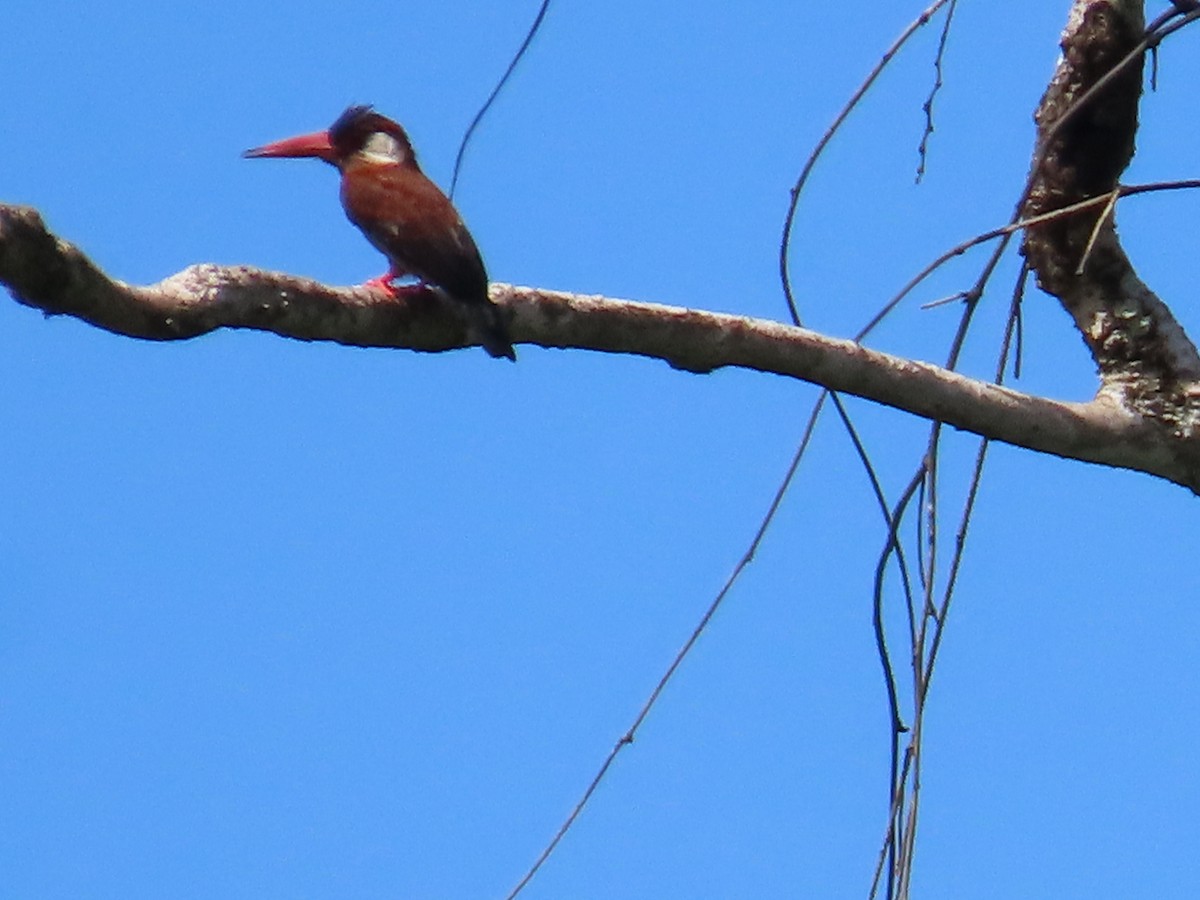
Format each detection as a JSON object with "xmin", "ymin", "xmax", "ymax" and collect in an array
[{"xmin": 475, "ymin": 301, "xmax": 517, "ymax": 362}]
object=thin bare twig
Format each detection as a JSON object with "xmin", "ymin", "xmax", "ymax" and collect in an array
[
  {"xmin": 504, "ymin": 394, "xmax": 829, "ymax": 899},
  {"xmin": 780, "ymin": 0, "xmax": 954, "ymax": 326},
  {"xmin": 916, "ymin": 0, "xmax": 960, "ymax": 182},
  {"xmin": 449, "ymin": 0, "xmax": 554, "ymax": 198},
  {"xmin": 1075, "ymin": 189, "xmax": 1121, "ymax": 275}
]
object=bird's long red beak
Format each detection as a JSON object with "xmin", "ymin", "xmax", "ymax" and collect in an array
[{"xmin": 243, "ymin": 130, "xmax": 336, "ymax": 162}]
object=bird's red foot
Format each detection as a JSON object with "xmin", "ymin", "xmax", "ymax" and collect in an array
[{"xmin": 363, "ymin": 273, "xmax": 399, "ymax": 295}]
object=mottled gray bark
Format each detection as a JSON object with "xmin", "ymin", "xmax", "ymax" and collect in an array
[{"xmin": 6, "ymin": 1, "xmax": 1200, "ymax": 491}]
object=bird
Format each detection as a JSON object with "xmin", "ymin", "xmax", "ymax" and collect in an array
[{"xmin": 244, "ymin": 105, "xmax": 516, "ymax": 361}]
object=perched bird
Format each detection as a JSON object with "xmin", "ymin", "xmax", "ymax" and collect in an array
[{"xmin": 244, "ymin": 105, "xmax": 515, "ymax": 360}]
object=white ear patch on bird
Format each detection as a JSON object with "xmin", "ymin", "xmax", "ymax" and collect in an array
[{"xmin": 360, "ymin": 132, "xmax": 405, "ymax": 165}]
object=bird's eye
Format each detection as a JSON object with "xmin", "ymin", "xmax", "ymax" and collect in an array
[{"xmin": 361, "ymin": 132, "xmax": 405, "ymax": 164}]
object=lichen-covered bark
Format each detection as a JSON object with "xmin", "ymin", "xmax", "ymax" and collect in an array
[
  {"xmin": 6, "ymin": 202, "xmax": 1200, "ymax": 490},
  {"xmin": 1022, "ymin": 0, "xmax": 1200, "ymax": 426},
  {"xmin": 7, "ymin": 1, "xmax": 1200, "ymax": 491}
]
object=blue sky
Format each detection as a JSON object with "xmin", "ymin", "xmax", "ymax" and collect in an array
[{"xmin": 4, "ymin": 2, "xmax": 1200, "ymax": 897}]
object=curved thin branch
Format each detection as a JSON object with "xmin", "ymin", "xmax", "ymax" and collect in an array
[
  {"xmin": 449, "ymin": 0, "xmax": 553, "ymax": 199},
  {"xmin": 779, "ymin": 0, "xmax": 953, "ymax": 326},
  {"xmin": 2, "ymin": 202, "xmax": 1198, "ymax": 491}
]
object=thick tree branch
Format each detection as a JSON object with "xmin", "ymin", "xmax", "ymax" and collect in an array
[
  {"xmin": 1023, "ymin": 0, "xmax": 1200, "ymax": 420},
  {"xmin": 4, "ymin": 202, "xmax": 1200, "ymax": 491}
]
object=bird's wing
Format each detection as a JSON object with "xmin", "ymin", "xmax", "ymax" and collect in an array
[{"xmin": 341, "ymin": 165, "xmax": 490, "ymax": 304}]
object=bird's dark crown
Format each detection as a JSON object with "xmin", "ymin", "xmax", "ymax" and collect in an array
[{"xmin": 329, "ymin": 105, "xmax": 416, "ymax": 166}]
